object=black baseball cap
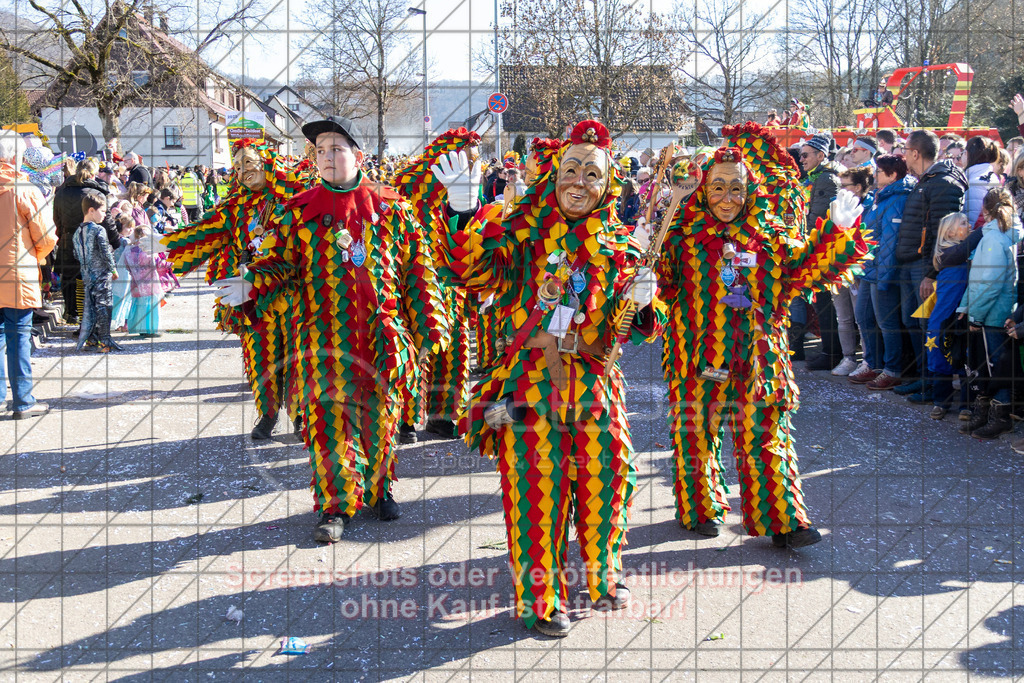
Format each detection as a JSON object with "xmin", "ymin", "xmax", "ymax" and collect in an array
[{"xmin": 301, "ymin": 115, "xmax": 363, "ymax": 150}]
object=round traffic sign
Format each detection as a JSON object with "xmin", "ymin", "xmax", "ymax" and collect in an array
[{"xmin": 487, "ymin": 92, "xmax": 508, "ymax": 114}]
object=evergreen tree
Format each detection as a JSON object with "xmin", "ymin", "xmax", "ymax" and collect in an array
[{"xmin": 0, "ymin": 52, "xmax": 30, "ymax": 126}]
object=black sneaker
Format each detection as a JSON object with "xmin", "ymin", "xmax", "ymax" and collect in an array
[
  {"xmin": 533, "ymin": 611, "xmax": 571, "ymax": 638},
  {"xmin": 682, "ymin": 520, "xmax": 720, "ymax": 537},
  {"xmin": 425, "ymin": 419, "xmax": 458, "ymax": 439},
  {"xmin": 251, "ymin": 412, "xmax": 277, "ymax": 440},
  {"xmin": 313, "ymin": 512, "xmax": 349, "ymax": 543},
  {"xmin": 369, "ymin": 497, "xmax": 401, "ymax": 521},
  {"xmin": 592, "ymin": 583, "xmax": 630, "ymax": 611},
  {"xmin": 771, "ymin": 526, "xmax": 822, "ymax": 549},
  {"xmin": 399, "ymin": 423, "xmax": 418, "ymax": 444}
]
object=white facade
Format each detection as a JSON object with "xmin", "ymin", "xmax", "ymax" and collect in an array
[
  {"xmin": 40, "ymin": 106, "xmax": 231, "ymax": 169},
  {"xmin": 40, "ymin": 105, "xmax": 295, "ymax": 170}
]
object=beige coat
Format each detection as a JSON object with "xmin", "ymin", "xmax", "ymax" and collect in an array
[{"xmin": 0, "ymin": 164, "xmax": 56, "ymax": 309}]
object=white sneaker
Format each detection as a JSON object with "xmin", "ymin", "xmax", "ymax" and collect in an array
[
  {"xmin": 831, "ymin": 357, "xmax": 859, "ymax": 376},
  {"xmin": 848, "ymin": 360, "xmax": 870, "ymax": 377}
]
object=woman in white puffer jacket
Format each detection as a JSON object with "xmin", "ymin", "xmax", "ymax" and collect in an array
[{"xmin": 964, "ymin": 136, "xmax": 1002, "ymax": 226}]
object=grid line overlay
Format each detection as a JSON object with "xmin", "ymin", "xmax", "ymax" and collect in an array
[{"xmin": 3, "ymin": 0, "xmax": 1024, "ymax": 679}]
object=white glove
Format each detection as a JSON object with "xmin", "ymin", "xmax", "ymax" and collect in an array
[
  {"xmin": 830, "ymin": 189, "xmax": 863, "ymax": 229},
  {"xmin": 626, "ymin": 267, "xmax": 657, "ymax": 307},
  {"xmin": 213, "ymin": 265, "xmax": 252, "ymax": 308},
  {"xmin": 430, "ymin": 150, "xmax": 481, "ymax": 213},
  {"xmin": 633, "ymin": 217, "xmax": 651, "ymax": 250}
]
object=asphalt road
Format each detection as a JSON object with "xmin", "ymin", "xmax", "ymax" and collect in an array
[{"xmin": 3, "ymin": 272, "xmax": 1023, "ymax": 680}]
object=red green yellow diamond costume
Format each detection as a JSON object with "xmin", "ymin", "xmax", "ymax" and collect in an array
[
  {"xmin": 242, "ymin": 170, "xmax": 449, "ymax": 517},
  {"xmin": 162, "ymin": 140, "xmax": 315, "ymax": 426},
  {"xmin": 472, "ymin": 138, "xmax": 564, "ymax": 372},
  {"xmin": 657, "ymin": 123, "xmax": 868, "ymax": 540},
  {"xmin": 393, "ymin": 128, "xmax": 482, "ymax": 432},
  {"xmin": 435, "ymin": 121, "xmax": 665, "ymax": 632}
]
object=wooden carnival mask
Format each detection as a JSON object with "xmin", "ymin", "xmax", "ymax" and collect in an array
[
  {"xmin": 705, "ymin": 160, "xmax": 748, "ymax": 224},
  {"xmin": 232, "ymin": 146, "xmax": 266, "ymax": 192}
]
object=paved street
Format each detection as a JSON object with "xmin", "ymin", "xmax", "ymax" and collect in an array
[{"xmin": 3, "ymin": 272, "xmax": 1024, "ymax": 680}]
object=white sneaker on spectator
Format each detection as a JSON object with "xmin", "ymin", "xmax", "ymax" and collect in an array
[
  {"xmin": 849, "ymin": 360, "xmax": 870, "ymax": 377},
  {"xmin": 831, "ymin": 357, "xmax": 859, "ymax": 376}
]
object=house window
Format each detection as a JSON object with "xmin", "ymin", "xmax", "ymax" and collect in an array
[
  {"xmin": 164, "ymin": 126, "xmax": 183, "ymax": 148},
  {"xmin": 131, "ymin": 71, "xmax": 150, "ymax": 86},
  {"xmin": 289, "ymin": 103, "xmax": 300, "ymax": 112}
]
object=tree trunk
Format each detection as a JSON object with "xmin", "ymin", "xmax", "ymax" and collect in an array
[
  {"xmin": 97, "ymin": 101, "xmax": 123, "ymax": 154},
  {"xmin": 377, "ymin": 38, "xmax": 386, "ymax": 156}
]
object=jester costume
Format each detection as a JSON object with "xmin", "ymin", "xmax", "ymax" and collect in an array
[
  {"xmin": 471, "ymin": 138, "xmax": 564, "ymax": 373},
  {"xmin": 437, "ymin": 121, "xmax": 665, "ymax": 633},
  {"xmin": 658, "ymin": 123, "xmax": 868, "ymax": 543},
  {"xmin": 393, "ymin": 128, "xmax": 482, "ymax": 436},
  {"xmin": 242, "ymin": 163, "xmax": 448, "ymax": 525},
  {"xmin": 162, "ymin": 140, "xmax": 315, "ymax": 432}
]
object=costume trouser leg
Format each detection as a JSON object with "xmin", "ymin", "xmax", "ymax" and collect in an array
[
  {"xmin": 670, "ymin": 377, "xmax": 811, "ymax": 536},
  {"xmin": 240, "ymin": 317, "xmax": 285, "ymax": 420},
  {"xmin": 425, "ymin": 317, "xmax": 470, "ymax": 421},
  {"xmin": 305, "ymin": 389, "xmax": 399, "ymax": 516},
  {"xmin": 497, "ymin": 399, "xmax": 634, "ymax": 627},
  {"xmin": 475, "ymin": 305, "xmax": 502, "ymax": 369},
  {"xmin": 729, "ymin": 392, "xmax": 812, "ymax": 536},
  {"xmin": 669, "ymin": 376, "xmax": 732, "ymax": 528}
]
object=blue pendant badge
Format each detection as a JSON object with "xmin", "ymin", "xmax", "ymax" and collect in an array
[
  {"xmin": 721, "ymin": 264, "xmax": 737, "ymax": 287},
  {"xmin": 569, "ymin": 271, "xmax": 585, "ymax": 294},
  {"xmin": 351, "ymin": 239, "xmax": 366, "ymax": 267}
]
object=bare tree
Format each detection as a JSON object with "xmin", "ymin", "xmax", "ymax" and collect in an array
[
  {"xmin": 786, "ymin": 0, "xmax": 886, "ymax": 128},
  {"xmin": 675, "ymin": 0, "xmax": 786, "ymax": 127},
  {"xmin": 488, "ymin": 0, "xmax": 684, "ymax": 137},
  {"xmin": 0, "ymin": 0, "xmax": 258, "ymax": 148},
  {"xmin": 299, "ymin": 0, "xmax": 421, "ymax": 156}
]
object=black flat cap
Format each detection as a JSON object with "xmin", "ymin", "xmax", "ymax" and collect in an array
[{"xmin": 301, "ymin": 115, "xmax": 363, "ymax": 149}]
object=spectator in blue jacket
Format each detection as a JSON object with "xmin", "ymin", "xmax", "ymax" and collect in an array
[
  {"xmin": 958, "ymin": 188, "xmax": 1023, "ymax": 440},
  {"xmin": 857, "ymin": 156, "xmax": 916, "ymax": 390}
]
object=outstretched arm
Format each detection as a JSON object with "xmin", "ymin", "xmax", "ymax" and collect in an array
[
  {"xmin": 397, "ymin": 206, "xmax": 451, "ymax": 354},
  {"xmin": 783, "ymin": 190, "xmax": 870, "ymax": 302}
]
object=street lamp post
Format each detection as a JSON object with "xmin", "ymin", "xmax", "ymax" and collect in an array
[{"xmin": 408, "ymin": 5, "xmax": 428, "ymax": 146}]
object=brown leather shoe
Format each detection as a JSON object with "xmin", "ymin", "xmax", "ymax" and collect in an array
[
  {"xmin": 866, "ymin": 373, "xmax": 901, "ymax": 391},
  {"xmin": 848, "ymin": 367, "xmax": 881, "ymax": 384}
]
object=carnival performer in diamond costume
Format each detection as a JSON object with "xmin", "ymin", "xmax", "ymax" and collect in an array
[
  {"xmin": 215, "ymin": 116, "xmax": 449, "ymax": 543},
  {"xmin": 392, "ymin": 127, "xmax": 481, "ymax": 441},
  {"xmin": 472, "ymin": 138, "xmax": 564, "ymax": 371},
  {"xmin": 163, "ymin": 138, "xmax": 316, "ymax": 439},
  {"xmin": 432, "ymin": 120, "xmax": 665, "ymax": 638},
  {"xmin": 655, "ymin": 122, "xmax": 868, "ymax": 547}
]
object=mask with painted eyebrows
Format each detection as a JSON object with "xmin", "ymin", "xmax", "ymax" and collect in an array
[
  {"xmin": 705, "ymin": 161, "xmax": 748, "ymax": 224},
  {"xmin": 555, "ymin": 143, "xmax": 609, "ymax": 219}
]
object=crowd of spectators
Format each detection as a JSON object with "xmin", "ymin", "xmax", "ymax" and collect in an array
[{"xmin": 778, "ymin": 95, "xmax": 1024, "ymax": 453}]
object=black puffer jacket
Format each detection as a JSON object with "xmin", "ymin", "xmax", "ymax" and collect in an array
[
  {"xmin": 805, "ymin": 161, "xmax": 842, "ymax": 232},
  {"xmin": 894, "ymin": 160, "xmax": 967, "ymax": 278},
  {"xmin": 52, "ymin": 177, "xmax": 118, "ymax": 265}
]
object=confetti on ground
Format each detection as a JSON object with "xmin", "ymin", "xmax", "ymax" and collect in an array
[
  {"xmin": 810, "ymin": 444, "xmax": 825, "ymax": 450},
  {"xmin": 994, "ymin": 559, "xmax": 1013, "ymax": 565},
  {"xmin": 705, "ymin": 632, "xmax": 725, "ymax": 641},
  {"xmin": 847, "ymin": 606, "xmax": 864, "ymax": 613}
]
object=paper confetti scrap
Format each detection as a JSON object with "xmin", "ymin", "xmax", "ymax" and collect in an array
[{"xmin": 280, "ymin": 637, "xmax": 310, "ymax": 655}]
